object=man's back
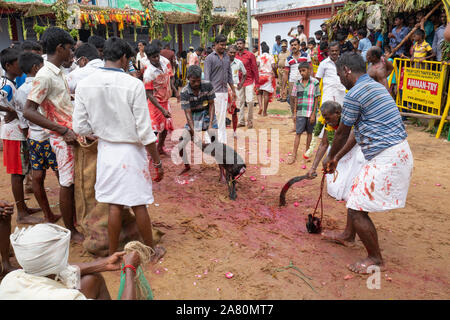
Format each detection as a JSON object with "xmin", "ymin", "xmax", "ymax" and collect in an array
[
  {"xmin": 74, "ymin": 68, "xmax": 154, "ymax": 145},
  {"xmin": 342, "ymin": 74, "xmax": 406, "ymax": 160}
]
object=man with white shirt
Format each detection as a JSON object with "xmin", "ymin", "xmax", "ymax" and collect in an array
[
  {"xmin": 304, "ymin": 41, "xmax": 346, "ymax": 158},
  {"xmin": 73, "ymin": 37, "xmax": 165, "ymax": 260},
  {"xmin": 288, "ymin": 24, "xmax": 308, "ymax": 45},
  {"xmin": 315, "ymin": 41, "xmax": 346, "ymax": 106},
  {"xmin": 66, "ymin": 44, "xmax": 104, "ymax": 93},
  {"xmin": 16, "ymin": 52, "xmax": 61, "ymax": 224}
]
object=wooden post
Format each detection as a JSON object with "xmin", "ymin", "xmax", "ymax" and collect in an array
[{"xmin": 387, "ymin": 2, "xmax": 442, "ymax": 59}]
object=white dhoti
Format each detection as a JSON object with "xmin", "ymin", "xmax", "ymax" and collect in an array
[
  {"xmin": 326, "ymin": 144, "xmax": 365, "ymax": 201},
  {"xmin": 321, "ymin": 88, "xmax": 346, "ymax": 106},
  {"xmin": 346, "ymin": 140, "xmax": 413, "ymax": 212},
  {"xmin": 214, "ymin": 92, "xmax": 228, "ymax": 144},
  {"xmin": 95, "ymin": 140, "xmax": 154, "ymax": 207}
]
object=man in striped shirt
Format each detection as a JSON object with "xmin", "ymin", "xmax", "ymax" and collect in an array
[{"xmin": 323, "ymin": 53, "xmax": 413, "ymax": 275}]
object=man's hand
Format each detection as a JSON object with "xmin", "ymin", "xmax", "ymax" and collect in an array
[
  {"xmin": 123, "ymin": 251, "xmax": 140, "ymax": 269},
  {"xmin": 176, "ymin": 91, "xmax": 181, "ymax": 103},
  {"xmin": 85, "ymin": 134, "xmax": 98, "ymax": 143},
  {"xmin": 62, "ymin": 128, "xmax": 78, "ymax": 145},
  {"xmin": 163, "ymin": 109, "xmax": 172, "ymax": 118},
  {"xmin": 310, "ymin": 114, "xmax": 316, "ymax": 125},
  {"xmin": 306, "ymin": 168, "xmax": 317, "ymax": 179},
  {"xmin": 0, "ymin": 200, "xmax": 14, "ymax": 219},
  {"xmin": 323, "ymin": 157, "xmax": 338, "ymax": 174},
  {"xmin": 4, "ymin": 109, "xmax": 18, "ymax": 123},
  {"xmin": 104, "ymin": 251, "xmax": 126, "ymax": 271}
]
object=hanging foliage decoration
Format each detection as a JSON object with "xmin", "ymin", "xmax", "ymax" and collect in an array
[
  {"xmin": 51, "ymin": 0, "xmax": 70, "ymax": 30},
  {"xmin": 140, "ymin": 0, "xmax": 165, "ymax": 40},
  {"xmin": 196, "ymin": 0, "xmax": 213, "ymax": 47},
  {"xmin": 233, "ymin": 5, "xmax": 247, "ymax": 40}
]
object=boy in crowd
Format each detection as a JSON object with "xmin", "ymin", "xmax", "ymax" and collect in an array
[
  {"xmin": 283, "ymin": 38, "xmax": 311, "ymax": 132},
  {"xmin": 87, "ymin": 35, "xmax": 105, "ymax": 59},
  {"xmin": 178, "ymin": 65, "xmax": 217, "ymax": 175},
  {"xmin": 16, "ymin": 52, "xmax": 61, "ymax": 224},
  {"xmin": 410, "ymin": 29, "xmax": 435, "ymax": 63},
  {"xmin": 314, "ymin": 30, "xmax": 323, "ymax": 45},
  {"xmin": 1, "ymin": 48, "xmax": 42, "ymax": 225},
  {"xmin": 356, "ymin": 28, "xmax": 372, "ymax": 62},
  {"xmin": 67, "ymin": 43, "xmax": 104, "ymax": 93},
  {"xmin": 144, "ymin": 44, "xmax": 174, "ymax": 155},
  {"xmin": 288, "ymin": 61, "xmax": 320, "ymax": 165},
  {"xmin": 24, "ymin": 27, "xmax": 84, "ymax": 243},
  {"xmin": 73, "ymin": 37, "xmax": 165, "ymax": 260}
]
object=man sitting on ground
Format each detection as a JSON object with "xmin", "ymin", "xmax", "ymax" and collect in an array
[{"xmin": 0, "ymin": 223, "xmax": 141, "ymax": 299}]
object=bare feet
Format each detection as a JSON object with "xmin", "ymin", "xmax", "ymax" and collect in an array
[
  {"xmin": 45, "ymin": 214, "xmax": 62, "ymax": 224},
  {"xmin": 16, "ymin": 215, "xmax": 44, "ymax": 225},
  {"xmin": 150, "ymin": 245, "xmax": 166, "ymax": 263},
  {"xmin": 26, "ymin": 207, "xmax": 42, "ymax": 215},
  {"xmin": 178, "ymin": 165, "xmax": 191, "ymax": 176},
  {"xmin": 321, "ymin": 231, "xmax": 355, "ymax": 247},
  {"xmin": 237, "ymin": 123, "xmax": 246, "ymax": 128},
  {"xmin": 347, "ymin": 257, "xmax": 384, "ymax": 274},
  {"xmin": 71, "ymin": 231, "xmax": 85, "ymax": 244},
  {"xmin": 263, "ymin": 112, "xmax": 268, "ymax": 117},
  {"xmin": 258, "ymin": 109, "xmax": 262, "ymax": 115},
  {"xmin": 247, "ymin": 121, "xmax": 253, "ymax": 129},
  {"xmin": 287, "ymin": 155, "xmax": 297, "ymax": 165}
]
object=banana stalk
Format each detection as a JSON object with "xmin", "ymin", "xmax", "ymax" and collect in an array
[
  {"xmin": 22, "ymin": 17, "xmax": 27, "ymax": 40},
  {"xmin": 7, "ymin": 17, "xmax": 12, "ymax": 40}
]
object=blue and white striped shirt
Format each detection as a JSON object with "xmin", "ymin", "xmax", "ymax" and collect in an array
[{"xmin": 341, "ymin": 74, "xmax": 407, "ymax": 160}]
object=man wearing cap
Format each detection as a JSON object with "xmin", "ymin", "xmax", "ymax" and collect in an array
[
  {"xmin": 0, "ymin": 224, "xmax": 142, "ymax": 300},
  {"xmin": 277, "ymin": 40, "xmax": 290, "ymax": 102}
]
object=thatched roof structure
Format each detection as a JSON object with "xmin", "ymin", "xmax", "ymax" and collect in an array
[
  {"xmin": 326, "ymin": 0, "xmax": 441, "ymax": 30},
  {"xmin": 0, "ymin": 0, "xmax": 237, "ymax": 25}
]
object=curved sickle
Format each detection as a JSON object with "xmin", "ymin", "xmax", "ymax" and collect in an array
[{"xmin": 279, "ymin": 174, "xmax": 314, "ymax": 207}]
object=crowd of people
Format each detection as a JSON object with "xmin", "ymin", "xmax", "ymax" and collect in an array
[{"xmin": 0, "ymin": 10, "xmax": 448, "ymax": 298}]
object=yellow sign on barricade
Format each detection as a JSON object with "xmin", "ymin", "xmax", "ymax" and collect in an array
[{"xmin": 389, "ymin": 58, "xmax": 449, "ymax": 138}]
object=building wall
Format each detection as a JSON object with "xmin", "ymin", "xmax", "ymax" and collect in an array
[
  {"xmin": 174, "ymin": 0, "xmax": 242, "ymax": 13},
  {"xmin": 255, "ymin": 0, "xmax": 336, "ymax": 15},
  {"xmin": 255, "ymin": 1, "xmax": 345, "ymax": 54}
]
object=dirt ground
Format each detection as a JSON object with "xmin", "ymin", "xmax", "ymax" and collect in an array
[{"xmin": 1, "ymin": 98, "xmax": 449, "ymax": 300}]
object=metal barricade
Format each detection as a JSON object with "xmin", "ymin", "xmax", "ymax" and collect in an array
[{"xmin": 388, "ymin": 58, "xmax": 449, "ymax": 138}]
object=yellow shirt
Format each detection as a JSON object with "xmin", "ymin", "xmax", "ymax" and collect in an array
[{"xmin": 413, "ymin": 41, "xmax": 432, "ymax": 58}]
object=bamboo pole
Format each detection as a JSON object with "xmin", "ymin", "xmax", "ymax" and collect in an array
[{"xmin": 387, "ymin": 2, "xmax": 442, "ymax": 59}]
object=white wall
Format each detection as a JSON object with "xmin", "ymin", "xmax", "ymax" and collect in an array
[
  {"xmin": 308, "ymin": 18, "xmax": 327, "ymax": 38},
  {"xmin": 259, "ymin": 20, "xmax": 298, "ymax": 54},
  {"xmin": 255, "ymin": 0, "xmax": 334, "ymax": 15}
]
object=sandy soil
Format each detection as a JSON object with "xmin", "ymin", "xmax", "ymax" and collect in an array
[{"xmin": 2, "ymin": 98, "xmax": 449, "ymax": 300}]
